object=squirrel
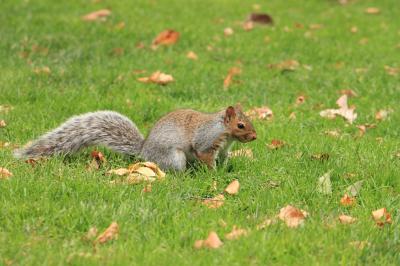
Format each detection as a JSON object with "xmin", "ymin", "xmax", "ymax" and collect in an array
[{"xmin": 14, "ymin": 104, "xmax": 257, "ymax": 171}]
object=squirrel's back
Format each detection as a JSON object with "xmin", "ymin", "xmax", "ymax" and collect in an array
[{"xmin": 14, "ymin": 111, "xmax": 144, "ymax": 158}]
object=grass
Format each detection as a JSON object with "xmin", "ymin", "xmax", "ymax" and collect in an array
[{"xmin": 1, "ymin": 0, "xmax": 400, "ymax": 265}]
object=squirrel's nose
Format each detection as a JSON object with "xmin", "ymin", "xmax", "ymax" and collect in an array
[{"xmin": 249, "ymin": 132, "xmax": 257, "ymax": 140}]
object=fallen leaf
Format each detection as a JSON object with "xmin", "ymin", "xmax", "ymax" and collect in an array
[
  {"xmin": 33, "ymin": 66, "xmax": 51, "ymax": 75},
  {"xmin": 384, "ymin": 66, "xmax": 399, "ymax": 76},
  {"xmin": 152, "ymin": 30, "xmax": 180, "ymax": 47},
  {"xmin": 245, "ymin": 106, "xmax": 274, "ymax": 120},
  {"xmin": 82, "ymin": 9, "xmax": 111, "ymax": 21},
  {"xmin": 339, "ymin": 215, "xmax": 357, "ymax": 224},
  {"xmin": 324, "ymin": 129, "xmax": 341, "ymax": 137},
  {"xmin": 111, "ymin": 47, "xmax": 124, "ymax": 56},
  {"xmin": 356, "ymin": 124, "xmax": 376, "ymax": 137},
  {"xmin": 359, "ymin": 38, "xmax": 368, "ymax": 45},
  {"xmin": 135, "ymin": 166, "xmax": 157, "ymax": 177},
  {"xmin": 345, "ymin": 180, "xmax": 363, "ymax": 197},
  {"xmin": 224, "ymin": 180, "xmax": 240, "ymax": 195},
  {"xmin": 317, "ymin": 171, "xmax": 332, "ymax": 195},
  {"xmin": 340, "ymin": 194, "xmax": 356, "ymax": 207},
  {"xmin": 0, "ymin": 120, "xmax": 6, "ymax": 127},
  {"xmin": 267, "ymin": 139, "xmax": 285, "ymax": 150},
  {"xmin": 268, "ymin": 60, "xmax": 300, "ymax": 71},
  {"xmin": 115, "ymin": 21, "xmax": 125, "ymax": 30},
  {"xmin": 142, "ymin": 184, "xmax": 152, "ymax": 193},
  {"xmin": 311, "ymin": 153, "xmax": 330, "ymax": 161},
  {"xmin": 350, "ymin": 26, "xmax": 358, "ymax": 33},
  {"xmin": 186, "ymin": 51, "xmax": 198, "ymax": 60},
  {"xmin": 278, "ymin": 205, "xmax": 308, "ymax": 228},
  {"xmin": 375, "ymin": 109, "xmax": 392, "ymax": 121},
  {"xmin": 247, "ymin": 13, "xmax": 273, "ymax": 25},
  {"xmin": 0, "ymin": 167, "xmax": 12, "ymax": 179},
  {"xmin": 91, "ymin": 150, "xmax": 106, "ymax": 163},
  {"xmin": 107, "ymin": 168, "xmax": 130, "ymax": 176},
  {"xmin": 365, "ymin": 7, "xmax": 380, "ymax": 14},
  {"xmin": 123, "ymin": 173, "xmax": 156, "ymax": 184},
  {"xmin": 95, "ymin": 222, "xmax": 119, "ymax": 244},
  {"xmin": 320, "ymin": 95, "xmax": 357, "ymax": 124},
  {"xmin": 228, "ymin": 148, "xmax": 253, "ymax": 159},
  {"xmin": 371, "ymin": 208, "xmax": 392, "ymax": 227},
  {"xmin": 137, "ymin": 71, "xmax": 174, "ymax": 85},
  {"xmin": 224, "ymin": 27, "xmax": 234, "ymax": 36},
  {"xmin": 309, "ymin": 24, "xmax": 323, "ymax": 30},
  {"xmin": 84, "ymin": 227, "xmax": 98, "ymax": 241},
  {"xmin": 194, "ymin": 231, "xmax": 223, "ymax": 249},
  {"xmin": 242, "ymin": 21, "xmax": 254, "ymax": 31},
  {"xmin": 349, "ymin": 240, "xmax": 371, "ymax": 250},
  {"xmin": 223, "ymin": 67, "xmax": 241, "ymax": 89},
  {"xmin": 0, "ymin": 105, "xmax": 13, "ymax": 113},
  {"xmin": 202, "ymin": 194, "xmax": 225, "ymax": 209},
  {"xmin": 225, "ymin": 226, "xmax": 248, "ymax": 240},
  {"xmin": 289, "ymin": 112, "xmax": 296, "ymax": 120}
]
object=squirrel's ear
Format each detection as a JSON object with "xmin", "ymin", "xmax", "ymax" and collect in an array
[{"xmin": 225, "ymin": 106, "xmax": 236, "ymax": 123}]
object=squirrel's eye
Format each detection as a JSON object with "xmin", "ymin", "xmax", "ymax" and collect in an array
[{"xmin": 237, "ymin": 123, "xmax": 245, "ymax": 129}]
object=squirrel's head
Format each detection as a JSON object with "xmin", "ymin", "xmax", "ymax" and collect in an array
[{"xmin": 224, "ymin": 104, "xmax": 257, "ymax": 143}]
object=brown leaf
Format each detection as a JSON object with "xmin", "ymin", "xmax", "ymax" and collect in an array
[
  {"xmin": 365, "ymin": 7, "xmax": 380, "ymax": 14},
  {"xmin": 84, "ymin": 227, "xmax": 98, "ymax": 241},
  {"xmin": 350, "ymin": 26, "xmax": 358, "ymax": 33},
  {"xmin": 142, "ymin": 184, "xmax": 152, "ymax": 193},
  {"xmin": 268, "ymin": 60, "xmax": 300, "ymax": 71},
  {"xmin": 228, "ymin": 148, "xmax": 253, "ymax": 159},
  {"xmin": 242, "ymin": 21, "xmax": 254, "ymax": 31},
  {"xmin": 357, "ymin": 124, "xmax": 376, "ymax": 137},
  {"xmin": 349, "ymin": 240, "xmax": 371, "ymax": 250},
  {"xmin": 371, "ymin": 208, "xmax": 392, "ymax": 227},
  {"xmin": 202, "ymin": 194, "xmax": 225, "ymax": 209},
  {"xmin": 224, "ymin": 27, "xmax": 234, "ymax": 36},
  {"xmin": 194, "ymin": 231, "xmax": 223, "ymax": 249},
  {"xmin": 289, "ymin": 112, "xmax": 296, "ymax": 120},
  {"xmin": 309, "ymin": 24, "xmax": 323, "ymax": 30},
  {"xmin": 137, "ymin": 71, "xmax": 174, "ymax": 85},
  {"xmin": 107, "ymin": 168, "xmax": 130, "ymax": 176},
  {"xmin": 245, "ymin": 106, "xmax": 273, "ymax": 120},
  {"xmin": 186, "ymin": 51, "xmax": 198, "ymax": 60},
  {"xmin": 384, "ymin": 66, "xmax": 399, "ymax": 76},
  {"xmin": 0, "ymin": 105, "xmax": 13, "ymax": 113},
  {"xmin": 256, "ymin": 218, "xmax": 276, "ymax": 230},
  {"xmin": 225, "ymin": 226, "xmax": 248, "ymax": 240},
  {"xmin": 152, "ymin": 30, "xmax": 180, "ymax": 47},
  {"xmin": 267, "ymin": 139, "xmax": 285, "ymax": 150},
  {"xmin": 320, "ymin": 95, "xmax": 357, "ymax": 124},
  {"xmin": 340, "ymin": 194, "xmax": 356, "ymax": 207},
  {"xmin": 311, "ymin": 153, "xmax": 330, "ymax": 161},
  {"xmin": 223, "ymin": 67, "xmax": 241, "ymax": 89},
  {"xmin": 33, "ymin": 66, "xmax": 51, "ymax": 75},
  {"xmin": 115, "ymin": 21, "xmax": 125, "ymax": 30},
  {"xmin": 338, "ymin": 89, "xmax": 358, "ymax": 97},
  {"xmin": 295, "ymin": 95, "xmax": 306, "ymax": 105},
  {"xmin": 324, "ymin": 129, "xmax": 341, "ymax": 137},
  {"xmin": 224, "ymin": 180, "xmax": 240, "ymax": 195},
  {"xmin": 0, "ymin": 167, "xmax": 13, "ymax": 179},
  {"xmin": 375, "ymin": 109, "xmax": 392, "ymax": 121},
  {"xmin": 82, "ymin": 9, "xmax": 111, "ymax": 21},
  {"xmin": 339, "ymin": 215, "xmax": 357, "ymax": 224},
  {"xmin": 0, "ymin": 120, "xmax": 6, "ymax": 127},
  {"xmin": 248, "ymin": 13, "xmax": 273, "ymax": 25},
  {"xmin": 278, "ymin": 205, "xmax": 308, "ymax": 228},
  {"xmin": 95, "ymin": 222, "xmax": 119, "ymax": 244}
]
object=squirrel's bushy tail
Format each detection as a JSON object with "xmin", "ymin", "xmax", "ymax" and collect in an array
[{"xmin": 14, "ymin": 111, "xmax": 144, "ymax": 159}]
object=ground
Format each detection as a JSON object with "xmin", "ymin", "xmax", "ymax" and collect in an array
[{"xmin": 0, "ymin": 0, "xmax": 399, "ymax": 265}]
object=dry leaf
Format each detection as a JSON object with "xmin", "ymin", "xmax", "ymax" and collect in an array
[
  {"xmin": 194, "ymin": 231, "xmax": 223, "ymax": 249},
  {"xmin": 33, "ymin": 66, "xmax": 51, "ymax": 75},
  {"xmin": 135, "ymin": 166, "xmax": 157, "ymax": 177},
  {"xmin": 247, "ymin": 13, "xmax": 273, "ymax": 25},
  {"xmin": 186, "ymin": 51, "xmax": 198, "ymax": 60},
  {"xmin": 0, "ymin": 167, "xmax": 13, "ymax": 179},
  {"xmin": 384, "ymin": 66, "xmax": 399, "ymax": 76},
  {"xmin": 375, "ymin": 109, "xmax": 392, "ymax": 121},
  {"xmin": 349, "ymin": 240, "xmax": 371, "ymax": 250},
  {"xmin": 91, "ymin": 150, "xmax": 106, "ymax": 163},
  {"xmin": 350, "ymin": 26, "xmax": 358, "ymax": 33},
  {"xmin": 339, "ymin": 215, "xmax": 357, "ymax": 224},
  {"xmin": 317, "ymin": 171, "xmax": 332, "ymax": 195},
  {"xmin": 228, "ymin": 148, "xmax": 253, "ymax": 159},
  {"xmin": 142, "ymin": 184, "xmax": 152, "ymax": 193},
  {"xmin": 371, "ymin": 208, "xmax": 392, "ymax": 227},
  {"xmin": 320, "ymin": 95, "xmax": 357, "ymax": 124},
  {"xmin": 0, "ymin": 120, "xmax": 6, "ymax": 127},
  {"xmin": 278, "ymin": 205, "xmax": 308, "ymax": 228},
  {"xmin": 345, "ymin": 180, "xmax": 363, "ymax": 197},
  {"xmin": 107, "ymin": 168, "xmax": 130, "ymax": 176},
  {"xmin": 356, "ymin": 124, "xmax": 376, "ymax": 137},
  {"xmin": 295, "ymin": 95, "xmax": 306, "ymax": 105},
  {"xmin": 309, "ymin": 24, "xmax": 323, "ymax": 30},
  {"xmin": 223, "ymin": 67, "xmax": 241, "ymax": 89},
  {"xmin": 245, "ymin": 107, "xmax": 273, "ymax": 120},
  {"xmin": 138, "ymin": 71, "xmax": 174, "ymax": 85},
  {"xmin": 340, "ymin": 194, "xmax": 356, "ymax": 207},
  {"xmin": 269, "ymin": 60, "xmax": 300, "ymax": 71},
  {"xmin": 311, "ymin": 153, "xmax": 330, "ymax": 161},
  {"xmin": 324, "ymin": 129, "xmax": 341, "ymax": 137},
  {"xmin": 225, "ymin": 226, "xmax": 248, "ymax": 240},
  {"xmin": 256, "ymin": 218, "xmax": 276, "ymax": 230},
  {"xmin": 0, "ymin": 105, "xmax": 13, "ymax": 113},
  {"xmin": 242, "ymin": 21, "xmax": 254, "ymax": 31},
  {"xmin": 82, "ymin": 9, "xmax": 111, "ymax": 21},
  {"xmin": 224, "ymin": 180, "xmax": 240, "ymax": 195},
  {"xmin": 359, "ymin": 38, "xmax": 368, "ymax": 45},
  {"xmin": 224, "ymin": 27, "xmax": 234, "ymax": 36},
  {"xmin": 267, "ymin": 139, "xmax": 285, "ymax": 150},
  {"xmin": 152, "ymin": 30, "xmax": 180, "ymax": 47},
  {"xmin": 365, "ymin": 7, "xmax": 380, "ymax": 14},
  {"xmin": 202, "ymin": 194, "xmax": 225, "ymax": 209},
  {"xmin": 84, "ymin": 227, "xmax": 98, "ymax": 240},
  {"xmin": 95, "ymin": 222, "xmax": 119, "ymax": 244}
]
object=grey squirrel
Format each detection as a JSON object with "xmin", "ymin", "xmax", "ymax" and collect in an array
[{"xmin": 14, "ymin": 105, "xmax": 257, "ymax": 171}]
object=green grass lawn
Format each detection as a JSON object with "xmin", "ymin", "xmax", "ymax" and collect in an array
[{"xmin": 1, "ymin": 0, "xmax": 400, "ymax": 265}]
